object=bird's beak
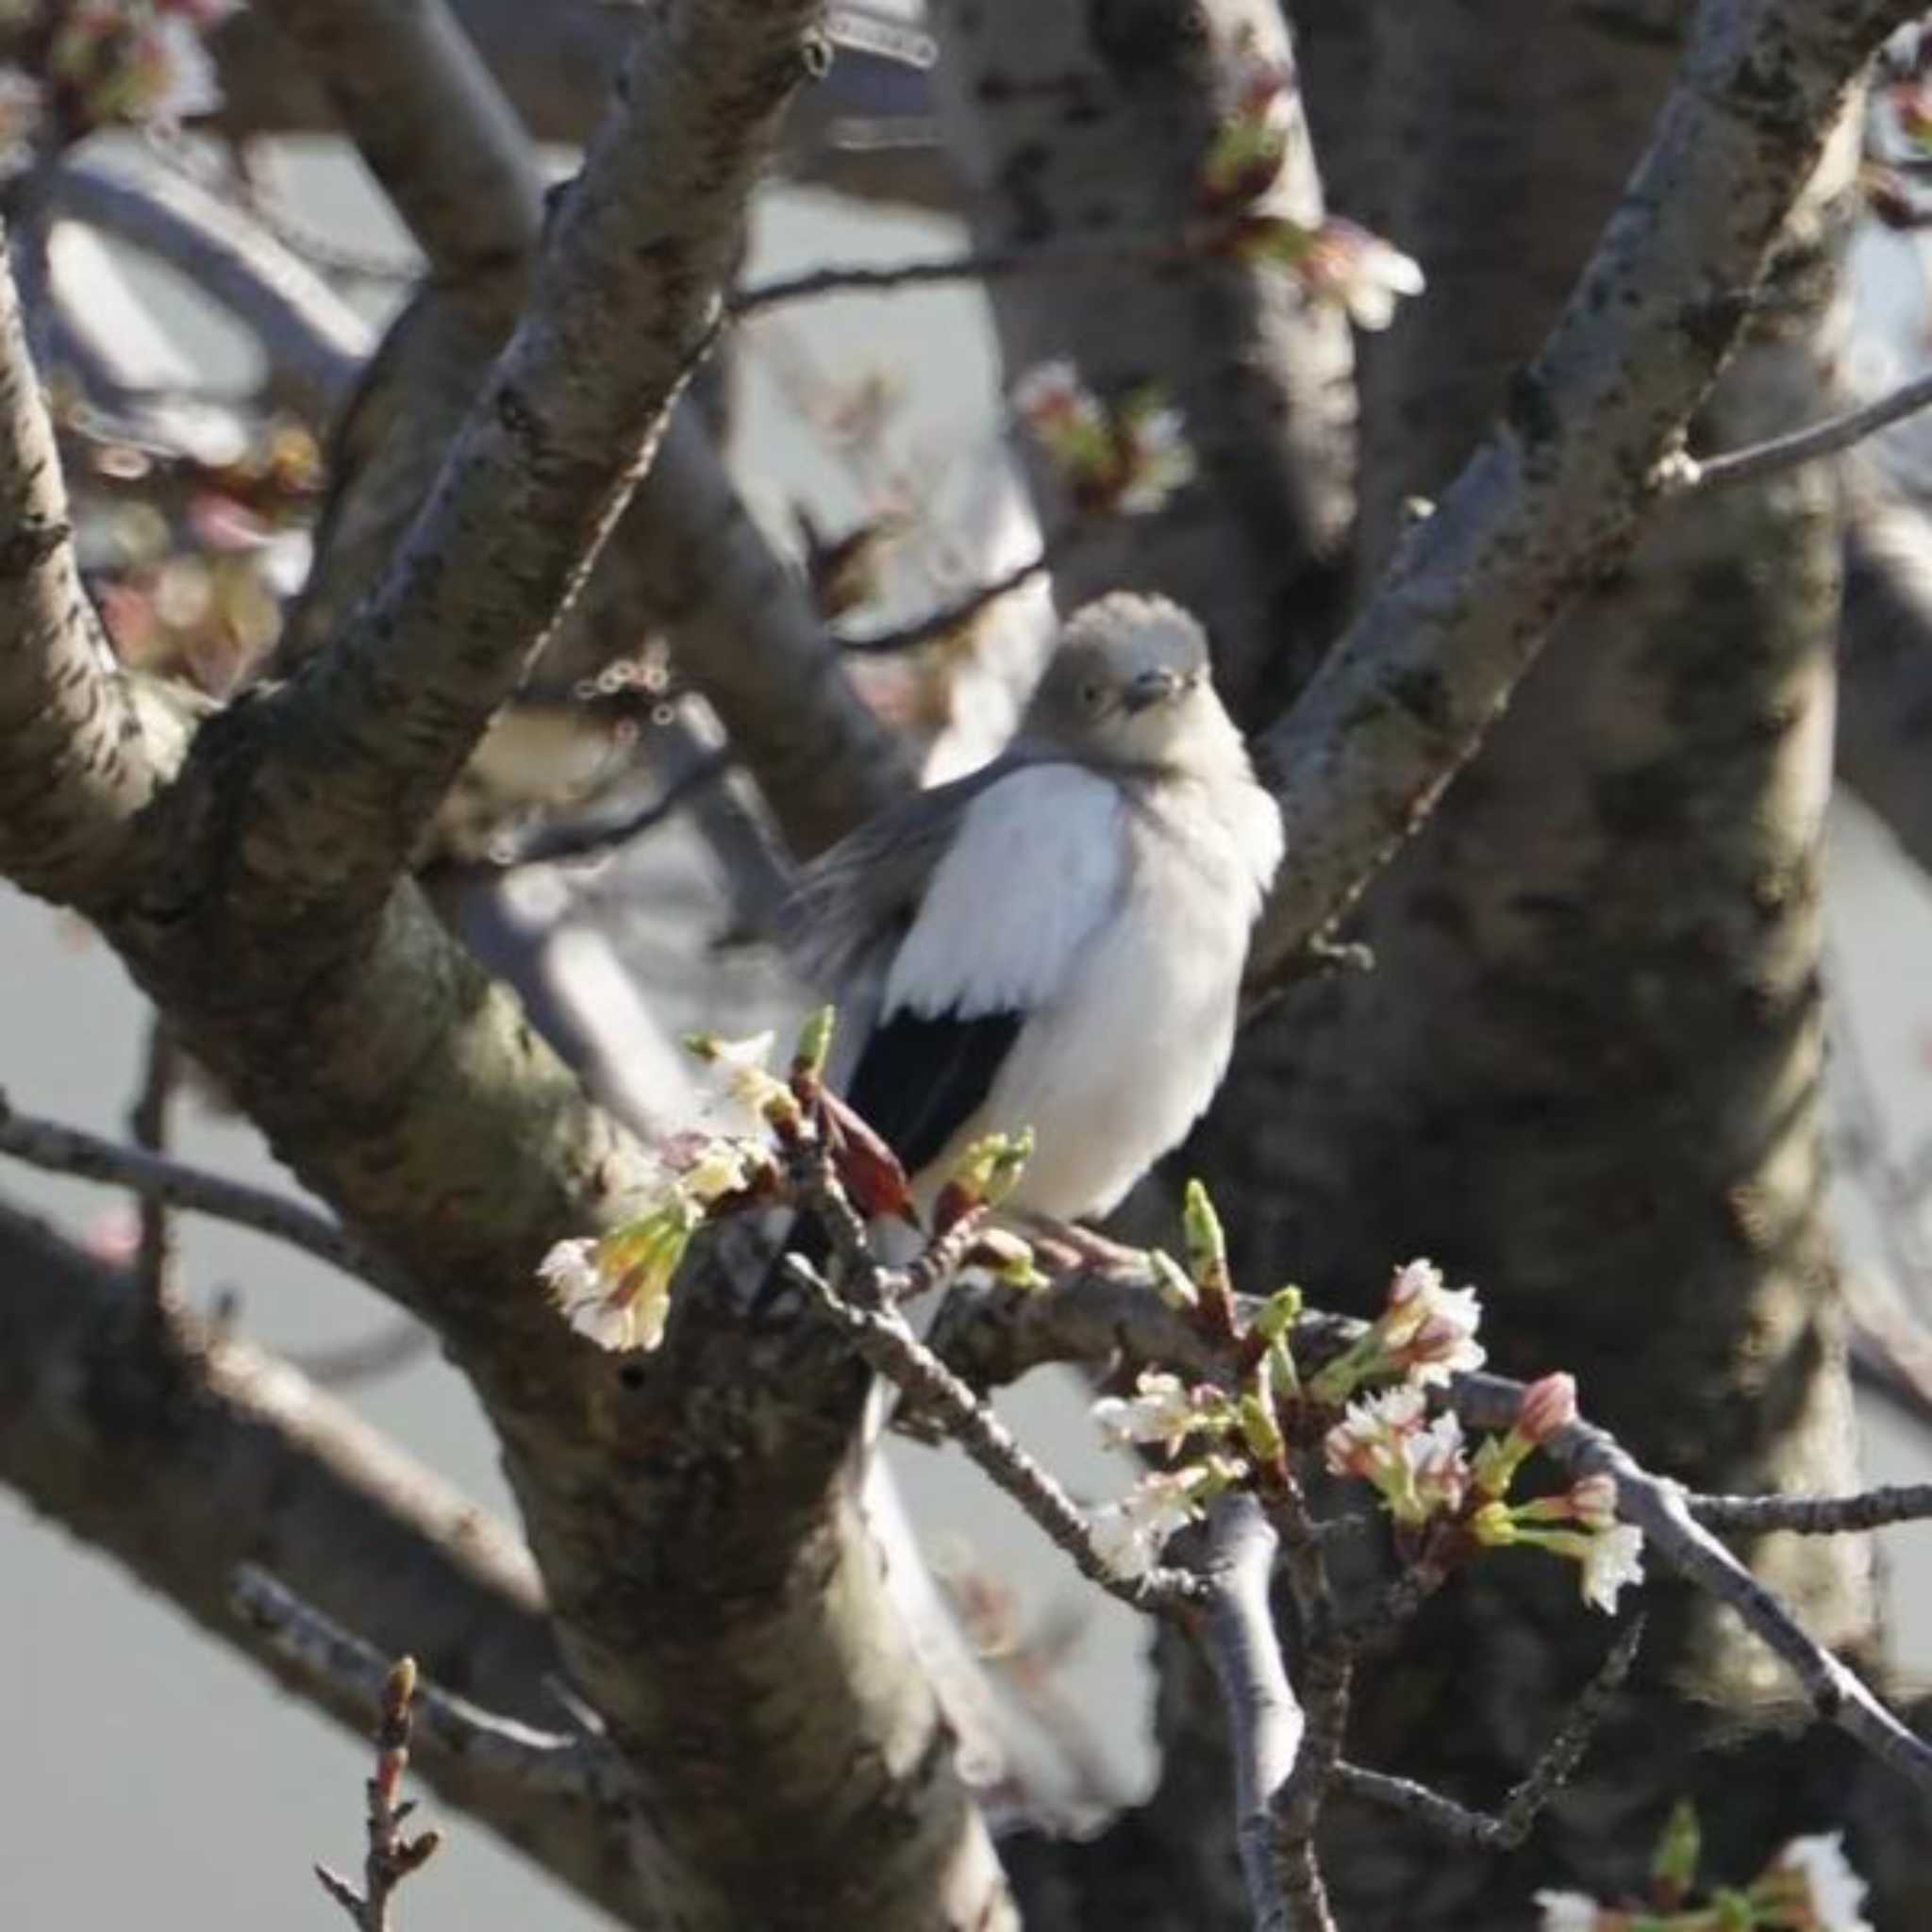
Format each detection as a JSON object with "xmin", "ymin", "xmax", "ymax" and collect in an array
[{"xmin": 1123, "ymin": 668, "xmax": 1187, "ymax": 713}]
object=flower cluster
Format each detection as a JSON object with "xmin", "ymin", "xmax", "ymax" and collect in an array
[
  {"xmin": 1309, "ymin": 1258, "xmax": 1487, "ymax": 1401},
  {"xmin": 69, "ymin": 407, "xmax": 323, "ymax": 695},
  {"xmin": 1011, "ymin": 360, "xmax": 1196, "ymax": 519},
  {"xmin": 0, "ymin": 0, "xmax": 234, "ymax": 155},
  {"xmin": 539, "ymin": 1135, "xmax": 773, "ymax": 1354},
  {"xmin": 1535, "ymin": 1824, "xmax": 1873, "ymax": 1931},
  {"xmin": 537, "ymin": 1012, "xmax": 1044, "ymax": 1355},
  {"xmin": 1089, "ymin": 1454, "xmax": 1249, "ymax": 1581}
]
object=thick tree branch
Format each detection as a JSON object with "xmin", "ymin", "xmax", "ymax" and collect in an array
[
  {"xmin": 0, "ymin": 1199, "xmax": 656, "ymax": 1925},
  {"xmin": 268, "ymin": 0, "xmax": 908, "ymax": 860},
  {"xmin": 0, "ymin": 224, "xmax": 162, "ymax": 904},
  {"xmin": 1246, "ymin": 0, "xmax": 1924, "ymax": 989},
  {"xmin": 203, "ymin": 0, "xmax": 827, "ymax": 923},
  {"xmin": 1202, "ymin": 1495, "xmax": 1300, "ymax": 1932},
  {"xmin": 208, "ymin": 0, "xmax": 954, "ymax": 214},
  {"xmin": 252, "ymin": 0, "xmax": 543, "ymax": 275}
]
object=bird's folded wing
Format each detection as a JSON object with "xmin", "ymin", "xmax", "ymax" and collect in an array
[
  {"xmin": 837, "ymin": 764, "xmax": 1128, "ymax": 1173},
  {"xmin": 777, "ymin": 752, "xmax": 1036, "ymax": 991}
]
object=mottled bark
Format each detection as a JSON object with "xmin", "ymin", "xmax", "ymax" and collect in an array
[
  {"xmin": 0, "ymin": 1200, "xmax": 659, "ymax": 1924},
  {"xmin": 1185, "ymin": 6, "xmax": 1912, "ymax": 1924},
  {"xmin": 272, "ymin": 0, "xmax": 908, "ymax": 862},
  {"xmin": 926, "ymin": 0, "xmax": 1358, "ymax": 723},
  {"xmin": 0, "ymin": 238, "xmax": 161, "ymax": 903}
]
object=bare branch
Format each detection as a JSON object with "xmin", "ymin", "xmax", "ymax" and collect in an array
[
  {"xmin": 836, "ymin": 545, "xmax": 1055, "ymax": 656},
  {"xmin": 0, "ymin": 223, "xmax": 162, "ymax": 905},
  {"xmin": 1202, "ymin": 1495, "xmax": 1300, "ymax": 1932},
  {"xmin": 793, "ymin": 1256, "xmax": 1203, "ymax": 1616},
  {"xmin": 0, "ymin": 1089, "xmax": 410, "ymax": 1299},
  {"xmin": 47, "ymin": 153, "xmax": 371, "ymax": 418},
  {"xmin": 211, "ymin": 0, "xmax": 828, "ymax": 919},
  {"xmin": 126, "ymin": 1015, "xmax": 181, "ymax": 1316},
  {"xmin": 208, "ymin": 0, "xmax": 955, "ymax": 215},
  {"xmin": 1668, "ymin": 368, "xmax": 1932, "ymax": 493},
  {"xmin": 0, "ymin": 1201, "xmax": 657, "ymax": 1925},
  {"xmin": 1245, "ymin": 0, "xmax": 1926, "ymax": 989},
  {"xmin": 732, "ymin": 233, "xmax": 1198, "ymax": 316},
  {"xmin": 261, "ymin": 0, "xmax": 908, "ymax": 862},
  {"xmin": 253, "ymin": 0, "xmax": 541, "ymax": 272},
  {"xmin": 1336, "ymin": 1616, "xmax": 1643, "ymax": 1852},
  {"xmin": 1690, "ymin": 1485, "xmax": 1932, "ymax": 1536}
]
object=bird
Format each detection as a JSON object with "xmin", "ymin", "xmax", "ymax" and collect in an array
[{"xmin": 780, "ymin": 591, "xmax": 1284, "ymax": 1248}]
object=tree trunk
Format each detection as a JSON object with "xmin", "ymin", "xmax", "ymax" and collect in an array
[{"xmin": 1180, "ymin": 6, "xmax": 1907, "ymax": 1922}]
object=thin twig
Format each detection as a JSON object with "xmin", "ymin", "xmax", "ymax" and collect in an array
[
  {"xmin": 1338, "ymin": 1614, "xmax": 1643, "ymax": 1853},
  {"xmin": 1673, "ymin": 369, "xmax": 1932, "ymax": 493},
  {"xmin": 731, "ymin": 233, "xmax": 1198, "ymax": 317},
  {"xmin": 791, "ymin": 1256, "xmax": 1204, "ymax": 1614},
  {"xmin": 311, "ymin": 1648, "xmax": 443, "ymax": 1931},
  {"xmin": 288, "ymin": 1319, "xmax": 437, "ymax": 1391},
  {"xmin": 835, "ymin": 547, "xmax": 1052, "ymax": 653},
  {"xmin": 126, "ymin": 1015, "xmax": 180, "ymax": 1316},
  {"xmin": 0, "ymin": 1091, "xmax": 410, "ymax": 1300},
  {"xmin": 1690, "ymin": 1485, "xmax": 1932, "ymax": 1535},
  {"xmin": 487, "ymin": 749, "xmax": 735, "ymax": 869}
]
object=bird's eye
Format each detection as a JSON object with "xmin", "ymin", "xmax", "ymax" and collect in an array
[{"xmin": 1081, "ymin": 682, "xmax": 1103, "ymax": 708}]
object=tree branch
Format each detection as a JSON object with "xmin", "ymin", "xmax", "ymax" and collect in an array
[
  {"xmin": 1202, "ymin": 1495, "xmax": 1300, "ymax": 1932},
  {"xmin": 47, "ymin": 153, "xmax": 371, "ymax": 419},
  {"xmin": 207, "ymin": 0, "xmax": 956, "ymax": 215},
  {"xmin": 210, "ymin": 0, "xmax": 825, "ymax": 921},
  {"xmin": 0, "ymin": 1198, "xmax": 655, "ymax": 1926},
  {"xmin": 1245, "ymin": 0, "xmax": 1925, "ymax": 990},
  {"xmin": 1671, "ymin": 367, "xmax": 1932, "ymax": 493},
  {"xmin": 0, "ymin": 1089, "xmax": 408, "ymax": 1298},
  {"xmin": 0, "ymin": 220, "xmax": 162, "ymax": 905},
  {"xmin": 264, "ymin": 0, "xmax": 909, "ymax": 861}
]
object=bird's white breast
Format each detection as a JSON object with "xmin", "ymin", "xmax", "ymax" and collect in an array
[{"xmin": 889, "ymin": 760, "xmax": 1281, "ymax": 1221}]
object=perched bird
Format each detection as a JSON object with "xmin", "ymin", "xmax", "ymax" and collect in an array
[{"xmin": 783, "ymin": 591, "xmax": 1283, "ymax": 1234}]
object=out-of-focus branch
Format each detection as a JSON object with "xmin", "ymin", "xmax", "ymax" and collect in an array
[
  {"xmin": 0, "ymin": 1199, "xmax": 657, "ymax": 1926},
  {"xmin": 1838, "ymin": 475, "xmax": 1932, "ymax": 883},
  {"xmin": 234, "ymin": 1567, "xmax": 606, "ymax": 1803},
  {"xmin": 47, "ymin": 154, "xmax": 371, "ymax": 418},
  {"xmin": 0, "ymin": 223, "xmax": 162, "ymax": 904},
  {"xmin": 208, "ymin": 0, "xmax": 956, "ymax": 215},
  {"xmin": 251, "ymin": 0, "xmax": 542, "ymax": 275},
  {"xmin": 126, "ymin": 1016, "xmax": 180, "ymax": 1314},
  {"xmin": 1245, "ymin": 0, "xmax": 1926, "ymax": 991},
  {"xmin": 0, "ymin": 1089, "xmax": 410, "ymax": 1299}
]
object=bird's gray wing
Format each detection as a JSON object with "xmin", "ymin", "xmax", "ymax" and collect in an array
[{"xmin": 777, "ymin": 749, "xmax": 1045, "ymax": 991}]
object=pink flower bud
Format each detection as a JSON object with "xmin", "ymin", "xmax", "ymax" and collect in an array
[{"xmin": 1516, "ymin": 1373, "xmax": 1578, "ymax": 1445}]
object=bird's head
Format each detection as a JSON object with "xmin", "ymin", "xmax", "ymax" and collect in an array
[{"xmin": 1023, "ymin": 592, "xmax": 1241, "ymax": 773}]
